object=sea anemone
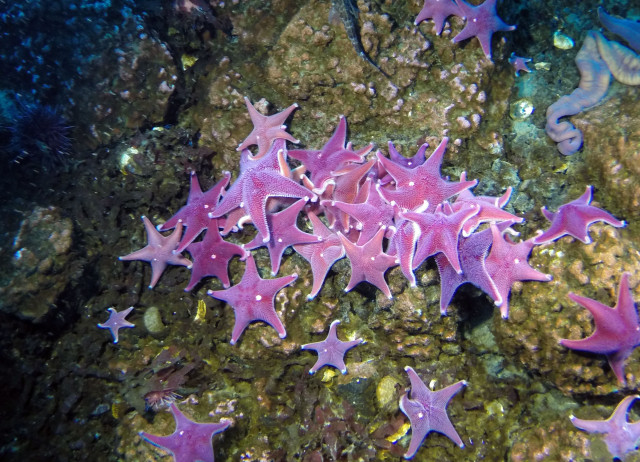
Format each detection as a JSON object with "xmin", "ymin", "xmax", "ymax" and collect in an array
[
  {"xmin": 143, "ymin": 388, "xmax": 182, "ymax": 411},
  {"xmin": 8, "ymin": 101, "xmax": 72, "ymax": 169}
]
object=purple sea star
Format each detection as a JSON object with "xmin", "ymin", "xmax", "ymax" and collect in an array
[
  {"xmin": 237, "ymin": 96, "xmax": 300, "ymax": 160},
  {"xmin": 244, "ymin": 199, "xmax": 320, "ymax": 276},
  {"xmin": 571, "ymin": 395, "xmax": 640, "ymax": 460},
  {"xmin": 414, "ymin": 0, "xmax": 462, "ymax": 35},
  {"xmin": 399, "ymin": 366, "xmax": 467, "ymax": 459},
  {"xmin": 338, "ymin": 226, "xmax": 398, "ymax": 299},
  {"xmin": 323, "ymin": 177, "xmax": 396, "ymax": 245},
  {"xmin": 321, "ymin": 159, "xmax": 376, "ymax": 231},
  {"xmin": 509, "ymin": 52, "xmax": 532, "ymax": 76},
  {"xmin": 207, "ymin": 254, "xmax": 297, "ymax": 345},
  {"xmin": 301, "ymin": 319, "xmax": 363, "ymax": 375},
  {"xmin": 119, "ymin": 216, "xmax": 192, "ymax": 289},
  {"xmin": 386, "ymin": 141, "xmax": 426, "ymax": 169},
  {"xmin": 452, "ymin": 0, "xmax": 516, "ymax": 61},
  {"xmin": 158, "ymin": 171, "xmax": 230, "ymax": 254},
  {"xmin": 139, "ymin": 402, "xmax": 231, "ymax": 462},
  {"xmin": 97, "ymin": 306, "xmax": 135, "ymax": 343},
  {"xmin": 293, "ymin": 211, "xmax": 346, "ymax": 300},
  {"xmin": 387, "ymin": 218, "xmax": 419, "ymax": 286},
  {"xmin": 533, "ymin": 185, "xmax": 625, "ymax": 245},
  {"xmin": 452, "ymin": 172, "xmax": 522, "ymax": 236},
  {"xmin": 560, "ymin": 272, "xmax": 640, "ymax": 384},
  {"xmin": 485, "ymin": 223, "xmax": 552, "ymax": 318},
  {"xmin": 184, "ymin": 219, "xmax": 248, "ymax": 291},
  {"xmin": 436, "ymin": 220, "xmax": 514, "ymax": 315}
]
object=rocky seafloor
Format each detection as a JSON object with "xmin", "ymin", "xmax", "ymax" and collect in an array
[{"xmin": 0, "ymin": 0, "xmax": 639, "ymax": 460}]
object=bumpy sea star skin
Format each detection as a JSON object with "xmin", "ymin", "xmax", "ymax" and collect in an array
[
  {"xmin": 158, "ymin": 171, "xmax": 230, "ymax": 254},
  {"xmin": 236, "ymin": 97, "xmax": 300, "ymax": 160},
  {"xmin": 244, "ymin": 199, "xmax": 320, "ymax": 276},
  {"xmin": 338, "ymin": 226, "xmax": 398, "ymax": 299},
  {"xmin": 184, "ymin": 219, "xmax": 248, "ymax": 291},
  {"xmin": 485, "ymin": 223, "xmax": 552, "ymax": 319},
  {"xmin": 293, "ymin": 211, "xmax": 346, "ymax": 300},
  {"xmin": 376, "ymin": 138, "xmax": 477, "ymax": 213},
  {"xmin": 209, "ymin": 139, "xmax": 318, "ymax": 243}
]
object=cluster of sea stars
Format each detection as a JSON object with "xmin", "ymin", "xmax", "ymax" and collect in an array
[{"xmin": 116, "ymin": 96, "xmax": 627, "ymax": 459}]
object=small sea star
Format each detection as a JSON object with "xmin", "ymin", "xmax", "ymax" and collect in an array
[
  {"xmin": 97, "ymin": 306, "xmax": 135, "ymax": 343},
  {"xmin": 301, "ymin": 319, "xmax": 363, "ymax": 374},
  {"xmin": 452, "ymin": 0, "xmax": 516, "ymax": 61}
]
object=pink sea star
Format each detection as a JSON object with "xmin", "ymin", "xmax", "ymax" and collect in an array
[
  {"xmin": 97, "ymin": 306, "xmax": 135, "ymax": 343},
  {"xmin": 301, "ymin": 319, "xmax": 363, "ymax": 375},
  {"xmin": 571, "ymin": 395, "xmax": 640, "ymax": 459},
  {"xmin": 184, "ymin": 219, "xmax": 248, "ymax": 291},
  {"xmin": 399, "ymin": 366, "xmax": 467, "ymax": 459},
  {"xmin": 509, "ymin": 52, "xmax": 532, "ymax": 76},
  {"xmin": 414, "ymin": 0, "xmax": 462, "ymax": 35},
  {"xmin": 338, "ymin": 226, "xmax": 398, "ymax": 299},
  {"xmin": 139, "ymin": 402, "xmax": 230, "ymax": 462},
  {"xmin": 533, "ymin": 185, "xmax": 625, "ymax": 245},
  {"xmin": 210, "ymin": 139, "xmax": 317, "ymax": 243},
  {"xmin": 244, "ymin": 199, "xmax": 320, "ymax": 275},
  {"xmin": 484, "ymin": 223, "xmax": 552, "ymax": 318},
  {"xmin": 293, "ymin": 211, "xmax": 346, "ymax": 300},
  {"xmin": 452, "ymin": 0, "xmax": 516, "ymax": 61},
  {"xmin": 237, "ymin": 96, "xmax": 300, "ymax": 160},
  {"xmin": 119, "ymin": 216, "xmax": 192, "ymax": 289},
  {"xmin": 207, "ymin": 254, "xmax": 297, "ymax": 345},
  {"xmin": 560, "ymin": 272, "xmax": 640, "ymax": 384},
  {"xmin": 289, "ymin": 115, "xmax": 371, "ymax": 195},
  {"xmin": 158, "ymin": 171, "xmax": 230, "ymax": 254},
  {"xmin": 376, "ymin": 137, "xmax": 476, "ymax": 213}
]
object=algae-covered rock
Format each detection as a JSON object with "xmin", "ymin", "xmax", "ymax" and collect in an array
[{"xmin": 0, "ymin": 206, "xmax": 75, "ymax": 321}]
